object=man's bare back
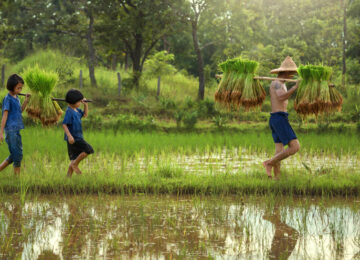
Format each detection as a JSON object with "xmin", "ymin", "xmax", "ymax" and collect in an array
[{"xmin": 270, "ymin": 80, "xmax": 288, "ymax": 113}]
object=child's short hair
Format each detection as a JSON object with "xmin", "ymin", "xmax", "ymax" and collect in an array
[
  {"xmin": 7, "ymin": 74, "xmax": 24, "ymax": 91},
  {"xmin": 65, "ymin": 89, "xmax": 84, "ymax": 104}
]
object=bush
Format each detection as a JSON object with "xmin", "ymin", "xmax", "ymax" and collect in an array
[
  {"xmin": 174, "ymin": 111, "xmax": 183, "ymax": 128},
  {"xmin": 83, "ymin": 114, "xmax": 104, "ymax": 131},
  {"xmin": 197, "ymin": 98, "xmax": 217, "ymax": 118},
  {"xmin": 347, "ymin": 58, "xmax": 360, "ymax": 84},
  {"xmin": 183, "ymin": 111, "xmax": 198, "ymax": 129},
  {"xmin": 159, "ymin": 97, "xmax": 176, "ymax": 110},
  {"xmin": 183, "ymin": 96, "xmax": 195, "ymax": 109},
  {"xmin": 112, "ymin": 114, "xmax": 156, "ymax": 133},
  {"xmin": 212, "ymin": 115, "xmax": 228, "ymax": 128}
]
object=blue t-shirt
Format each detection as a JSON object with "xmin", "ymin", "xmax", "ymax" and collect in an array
[
  {"xmin": 2, "ymin": 94, "xmax": 24, "ymax": 132},
  {"xmin": 62, "ymin": 107, "xmax": 84, "ymax": 141}
]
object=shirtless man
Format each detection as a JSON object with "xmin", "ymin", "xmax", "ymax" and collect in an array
[{"xmin": 263, "ymin": 57, "xmax": 300, "ymax": 180}]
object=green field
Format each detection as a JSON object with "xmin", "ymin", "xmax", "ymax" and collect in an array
[{"xmin": 0, "ymin": 127, "xmax": 359, "ymax": 197}]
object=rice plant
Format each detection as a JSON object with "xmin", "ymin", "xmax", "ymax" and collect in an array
[
  {"xmin": 295, "ymin": 65, "xmax": 343, "ymax": 117},
  {"xmin": 215, "ymin": 58, "xmax": 265, "ymax": 111},
  {"xmin": 23, "ymin": 65, "xmax": 63, "ymax": 126}
]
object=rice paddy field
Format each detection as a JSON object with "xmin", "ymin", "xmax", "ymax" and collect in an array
[
  {"xmin": 1, "ymin": 127, "xmax": 360, "ymax": 258},
  {"xmin": 0, "ymin": 127, "xmax": 359, "ymax": 196}
]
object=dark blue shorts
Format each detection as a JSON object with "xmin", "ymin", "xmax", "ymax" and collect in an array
[
  {"xmin": 67, "ymin": 139, "xmax": 94, "ymax": 160},
  {"xmin": 269, "ymin": 112, "xmax": 297, "ymax": 145},
  {"xmin": 5, "ymin": 130, "xmax": 23, "ymax": 167}
]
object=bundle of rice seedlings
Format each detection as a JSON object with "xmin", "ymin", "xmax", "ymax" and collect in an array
[
  {"xmin": 239, "ymin": 61, "xmax": 265, "ymax": 110},
  {"xmin": 295, "ymin": 65, "xmax": 342, "ymax": 117},
  {"xmin": 329, "ymin": 85, "xmax": 343, "ymax": 112},
  {"xmin": 215, "ymin": 58, "xmax": 265, "ymax": 110},
  {"xmin": 23, "ymin": 65, "xmax": 63, "ymax": 126}
]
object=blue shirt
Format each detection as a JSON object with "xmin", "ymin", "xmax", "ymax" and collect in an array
[
  {"xmin": 2, "ymin": 94, "xmax": 24, "ymax": 132},
  {"xmin": 62, "ymin": 107, "xmax": 84, "ymax": 141}
]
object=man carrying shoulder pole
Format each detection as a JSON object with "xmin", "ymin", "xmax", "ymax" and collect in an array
[{"xmin": 263, "ymin": 56, "xmax": 300, "ymax": 180}]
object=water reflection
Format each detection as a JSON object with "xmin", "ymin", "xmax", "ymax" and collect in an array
[
  {"xmin": 263, "ymin": 204, "xmax": 299, "ymax": 259},
  {"xmin": 0, "ymin": 195, "xmax": 359, "ymax": 259}
]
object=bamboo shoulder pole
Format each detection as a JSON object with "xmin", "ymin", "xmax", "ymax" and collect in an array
[
  {"xmin": 253, "ymin": 76, "xmax": 297, "ymax": 83},
  {"xmin": 18, "ymin": 93, "xmax": 93, "ymax": 102}
]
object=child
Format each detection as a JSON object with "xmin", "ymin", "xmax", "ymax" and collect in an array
[
  {"xmin": 62, "ymin": 89, "xmax": 94, "ymax": 177},
  {"xmin": 0, "ymin": 74, "xmax": 30, "ymax": 175}
]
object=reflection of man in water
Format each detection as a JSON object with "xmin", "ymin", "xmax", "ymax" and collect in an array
[{"xmin": 263, "ymin": 205, "xmax": 299, "ymax": 259}]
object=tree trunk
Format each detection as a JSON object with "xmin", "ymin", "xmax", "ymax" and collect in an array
[
  {"xmin": 111, "ymin": 54, "xmax": 117, "ymax": 71},
  {"xmin": 87, "ymin": 12, "xmax": 97, "ymax": 87},
  {"xmin": 117, "ymin": 72, "xmax": 122, "ymax": 95},
  {"xmin": 1, "ymin": 64, "xmax": 5, "ymax": 88},
  {"xmin": 157, "ymin": 76, "xmax": 161, "ymax": 99},
  {"xmin": 342, "ymin": 0, "xmax": 347, "ymax": 88},
  {"xmin": 131, "ymin": 33, "xmax": 143, "ymax": 88},
  {"xmin": 191, "ymin": 20, "xmax": 205, "ymax": 100},
  {"xmin": 124, "ymin": 52, "xmax": 129, "ymax": 71},
  {"xmin": 79, "ymin": 70, "xmax": 83, "ymax": 88}
]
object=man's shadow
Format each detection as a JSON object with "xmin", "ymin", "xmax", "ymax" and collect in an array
[{"xmin": 262, "ymin": 204, "xmax": 299, "ymax": 259}]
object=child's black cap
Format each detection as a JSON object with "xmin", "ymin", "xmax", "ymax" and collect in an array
[{"xmin": 65, "ymin": 89, "xmax": 84, "ymax": 104}]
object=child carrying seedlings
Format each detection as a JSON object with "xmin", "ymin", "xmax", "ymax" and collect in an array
[
  {"xmin": 262, "ymin": 57, "xmax": 300, "ymax": 180},
  {"xmin": 62, "ymin": 89, "xmax": 94, "ymax": 177},
  {"xmin": 0, "ymin": 74, "xmax": 30, "ymax": 175}
]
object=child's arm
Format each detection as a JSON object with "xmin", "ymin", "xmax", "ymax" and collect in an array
[
  {"xmin": 82, "ymin": 98, "xmax": 88, "ymax": 118},
  {"xmin": 21, "ymin": 94, "xmax": 31, "ymax": 112},
  {"xmin": 62, "ymin": 124, "xmax": 75, "ymax": 144},
  {"xmin": 0, "ymin": 111, "xmax": 8, "ymax": 142}
]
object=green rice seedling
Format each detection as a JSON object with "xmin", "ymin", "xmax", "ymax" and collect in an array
[
  {"xmin": 295, "ymin": 65, "xmax": 342, "ymax": 117},
  {"xmin": 23, "ymin": 65, "xmax": 62, "ymax": 126},
  {"xmin": 215, "ymin": 58, "xmax": 265, "ymax": 110}
]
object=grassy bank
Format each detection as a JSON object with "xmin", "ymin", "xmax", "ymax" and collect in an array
[{"xmin": 0, "ymin": 127, "xmax": 359, "ymax": 196}]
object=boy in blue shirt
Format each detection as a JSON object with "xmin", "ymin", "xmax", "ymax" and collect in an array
[
  {"xmin": 0, "ymin": 74, "xmax": 30, "ymax": 175},
  {"xmin": 63, "ymin": 89, "xmax": 94, "ymax": 177}
]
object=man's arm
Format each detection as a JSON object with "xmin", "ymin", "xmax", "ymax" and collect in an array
[
  {"xmin": 0, "ymin": 111, "xmax": 8, "ymax": 142},
  {"xmin": 274, "ymin": 80, "xmax": 299, "ymax": 101}
]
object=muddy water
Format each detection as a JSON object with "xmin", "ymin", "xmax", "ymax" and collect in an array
[{"xmin": 0, "ymin": 195, "xmax": 359, "ymax": 259}]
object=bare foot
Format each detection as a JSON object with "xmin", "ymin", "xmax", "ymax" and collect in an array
[
  {"xmin": 71, "ymin": 164, "xmax": 82, "ymax": 175},
  {"xmin": 262, "ymin": 161, "xmax": 273, "ymax": 179},
  {"xmin": 67, "ymin": 165, "xmax": 73, "ymax": 177}
]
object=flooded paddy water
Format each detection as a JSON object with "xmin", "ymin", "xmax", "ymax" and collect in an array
[
  {"xmin": 1, "ymin": 195, "xmax": 360, "ymax": 259},
  {"xmin": 113, "ymin": 148, "xmax": 360, "ymax": 175}
]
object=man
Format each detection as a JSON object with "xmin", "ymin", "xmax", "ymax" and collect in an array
[{"xmin": 263, "ymin": 56, "xmax": 300, "ymax": 180}]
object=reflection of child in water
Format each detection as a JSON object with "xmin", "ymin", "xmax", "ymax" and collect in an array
[{"xmin": 263, "ymin": 206, "xmax": 299, "ymax": 259}]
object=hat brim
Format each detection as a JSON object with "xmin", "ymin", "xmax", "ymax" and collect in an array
[{"xmin": 270, "ymin": 68, "xmax": 298, "ymax": 74}]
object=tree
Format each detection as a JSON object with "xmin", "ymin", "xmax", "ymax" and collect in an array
[
  {"xmin": 189, "ymin": 0, "xmax": 207, "ymax": 100},
  {"xmin": 144, "ymin": 51, "xmax": 176, "ymax": 98},
  {"xmin": 342, "ymin": 0, "xmax": 347, "ymax": 88},
  {"xmin": 102, "ymin": 0, "xmax": 184, "ymax": 88}
]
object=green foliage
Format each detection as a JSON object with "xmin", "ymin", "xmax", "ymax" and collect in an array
[
  {"xmin": 197, "ymin": 98, "xmax": 217, "ymax": 118},
  {"xmin": 212, "ymin": 115, "xmax": 228, "ymax": 128},
  {"xmin": 174, "ymin": 111, "xmax": 183, "ymax": 128},
  {"xmin": 183, "ymin": 111, "xmax": 198, "ymax": 129},
  {"xmin": 159, "ymin": 97, "xmax": 176, "ymax": 110},
  {"xmin": 12, "ymin": 50, "xmax": 75, "ymax": 84},
  {"xmin": 144, "ymin": 51, "xmax": 176, "ymax": 77},
  {"xmin": 347, "ymin": 58, "xmax": 360, "ymax": 84}
]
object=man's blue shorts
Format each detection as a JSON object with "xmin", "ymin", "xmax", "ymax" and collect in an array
[
  {"xmin": 269, "ymin": 112, "xmax": 297, "ymax": 146},
  {"xmin": 5, "ymin": 130, "xmax": 23, "ymax": 167}
]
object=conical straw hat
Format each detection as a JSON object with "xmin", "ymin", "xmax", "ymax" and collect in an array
[{"xmin": 270, "ymin": 56, "xmax": 298, "ymax": 74}]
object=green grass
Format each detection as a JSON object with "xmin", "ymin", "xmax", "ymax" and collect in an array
[{"xmin": 0, "ymin": 127, "xmax": 359, "ymax": 196}]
